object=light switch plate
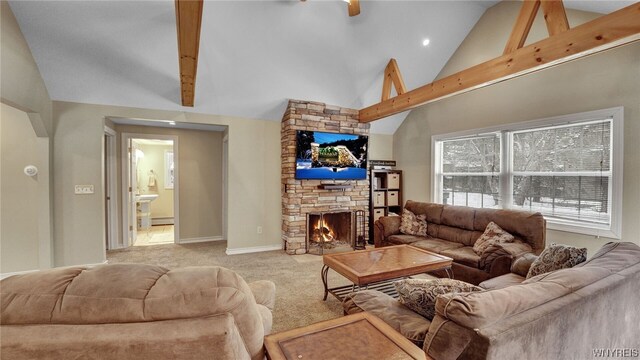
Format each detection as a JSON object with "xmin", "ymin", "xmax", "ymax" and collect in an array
[{"xmin": 75, "ymin": 185, "xmax": 94, "ymax": 194}]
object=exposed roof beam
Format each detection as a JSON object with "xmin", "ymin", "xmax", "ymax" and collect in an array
[
  {"xmin": 175, "ymin": 0, "xmax": 203, "ymax": 107},
  {"xmin": 503, "ymin": 0, "xmax": 541, "ymax": 54},
  {"xmin": 348, "ymin": 0, "xmax": 360, "ymax": 17},
  {"xmin": 359, "ymin": 2, "xmax": 640, "ymax": 123},
  {"xmin": 540, "ymin": 0, "xmax": 569, "ymax": 36},
  {"xmin": 381, "ymin": 59, "xmax": 407, "ymax": 102}
]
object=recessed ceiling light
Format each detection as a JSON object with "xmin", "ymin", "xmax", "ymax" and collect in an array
[
  {"xmin": 168, "ymin": 121, "xmax": 176, "ymax": 126},
  {"xmin": 422, "ymin": 38, "xmax": 430, "ymax": 47}
]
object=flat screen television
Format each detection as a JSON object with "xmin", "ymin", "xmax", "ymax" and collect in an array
[{"xmin": 295, "ymin": 130, "xmax": 368, "ymax": 180}]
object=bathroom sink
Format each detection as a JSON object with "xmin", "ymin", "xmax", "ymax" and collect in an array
[{"xmin": 136, "ymin": 194, "xmax": 159, "ymax": 202}]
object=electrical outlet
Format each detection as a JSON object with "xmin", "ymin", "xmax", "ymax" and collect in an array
[
  {"xmin": 75, "ymin": 185, "xmax": 94, "ymax": 194},
  {"xmin": 257, "ymin": 226, "xmax": 263, "ymax": 234}
]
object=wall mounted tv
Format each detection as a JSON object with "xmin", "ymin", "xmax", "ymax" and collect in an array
[{"xmin": 295, "ymin": 130, "xmax": 368, "ymax": 180}]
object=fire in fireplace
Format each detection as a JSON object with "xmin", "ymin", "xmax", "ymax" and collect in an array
[
  {"xmin": 306, "ymin": 211, "xmax": 354, "ymax": 255},
  {"xmin": 311, "ymin": 218, "xmax": 335, "ymax": 243}
]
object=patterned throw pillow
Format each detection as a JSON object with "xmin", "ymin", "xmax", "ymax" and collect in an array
[
  {"xmin": 394, "ymin": 278, "xmax": 483, "ymax": 320},
  {"xmin": 399, "ymin": 209, "xmax": 427, "ymax": 236},
  {"xmin": 526, "ymin": 244, "xmax": 587, "ymax": 279},
  {"xmin": 473, "ymin": 221, "xmax": 515, "ymax": 255}
]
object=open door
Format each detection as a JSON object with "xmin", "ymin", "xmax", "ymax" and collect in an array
[{"xmin": 127, "ymin": 138, "xmax": 139, "ymax": 246}]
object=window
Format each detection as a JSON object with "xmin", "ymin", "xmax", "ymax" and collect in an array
[
  {"xmin": 440, "ymin": 134, "xmax": 501, "ymax": 209},
  {"xmin": 432, "ymin": 108, "xmax": 623, "ymax": 238}
]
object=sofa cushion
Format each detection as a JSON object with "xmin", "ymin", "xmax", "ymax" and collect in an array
[
  {"xmin": 441, "ymin": 206, "xmax": 476, "ymax": 231},
  {"xmin": 511, "ymin": 253, "xmax": 538, "ymax": 277},
  {"xmin": 526, "ymin": 244, "xmax": 587, "ymax": 279},
  {"xmin": 473, "ymin": 208, "xmax": 546, "ymax": 251},
  {"xmin": 436, "ymin": 262, "xmax": 617, "ymax": 330},
  {"xmin": 478, "ymin": 240, "xmax": 532, "ymax": 272},
  {"xmin": 255, "ymin": 304, "xmax": 273, "ymax": 335},
  {"xmin": 479, "ymin": 273, "xmax": 525, "ymax": 290},
  {"xmin": 574, "ymin": 241, "xmax": 639, "ymax": 271},
  {"xmin": 441, "ymin": 247, "xmax": 481, "ymax": 268},
  {"xmin": 248, "ymin": 280, "xmax": 276, "ymax": 311},
  {"xmin": 473, "ymin": 222, "xmax": 515, "ymax": 255},
  {"xmin": 399, "ymin": 209, "xmax": 428, "ymax": 236},
  {"xmin": 388, "ymin": 234, "xmax": 425, "ymax": 245},
  {"xmin": 377, "ymin": 216, "xmax": 402, "ymax": 238},
  {"xmin": 1, "ymin": 264, "xmax": 260, "ymax": 325},
  {"xmin": 411, "ymin": 238, "xmax": 464, "ymax": 254},
  {"xmin": 405, "ymin": 200, "xmax": 444, "ymax": 224},
  {"xmin": 342, "ymin": 290, "xmax": 431, "ymax": 346},
  {"xmin": 394, "ymin": 278, "xmax": 482, "ymax": 320},
  {"xmin": 436, "ymin": 225, "xmax": 475, "ymax": 246}
]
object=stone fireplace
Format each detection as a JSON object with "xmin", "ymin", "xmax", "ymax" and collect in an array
[
  {"xmin": 306, "ymin": 211, "xmax": 353, "ymax": 255},
  {"xmin": 281, "ymin": 100, "xmax": 370, "ymax": 254}
]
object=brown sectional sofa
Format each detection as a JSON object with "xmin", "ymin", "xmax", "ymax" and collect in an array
[
  {"xmin": 344, "ymin": 241, "xmax": 640, "ymax": 360},
  {"xmin": 374, "ymin": 200, "xmax": 546, "ymax": 284},
  {"xmin": 0, "ymin": 264, "xmax": 276, "ymax": 360}
]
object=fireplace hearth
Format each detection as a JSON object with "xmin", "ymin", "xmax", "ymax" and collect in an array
[{"xmin": 306, "ymin": 211, "xmax": 354, "ymax": 255}]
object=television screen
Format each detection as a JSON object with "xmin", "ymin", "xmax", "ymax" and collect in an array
[{"xmin": 295, "ymin": 130, "xmax": 368, "ymax": 180}]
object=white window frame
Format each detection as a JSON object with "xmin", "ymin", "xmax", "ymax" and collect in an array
[{"xmin": 432, "ymin": 107, "xmax": 623, "ymax": 239}]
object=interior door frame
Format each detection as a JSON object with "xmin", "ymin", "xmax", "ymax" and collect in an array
[
  {"xmin": 121, "ymin": 133, "xmax": 180, "ymax": 247},
  {"xmin": 222, "ymin": 133, "xmax": 228, "ymax": 240},
  {"xmin": 104, "ymin": 126, "xmax": 119, "ymax": 250}
]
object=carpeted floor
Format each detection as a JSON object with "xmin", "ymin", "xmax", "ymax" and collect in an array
[{"xmin": 106, "ymin": 241, "xmax": 352, "ymax": 332}]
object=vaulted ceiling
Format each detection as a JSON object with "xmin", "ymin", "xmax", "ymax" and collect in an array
[{"xmin": 9, "ymin": 1, "xmax": 635, "ymax": 134}]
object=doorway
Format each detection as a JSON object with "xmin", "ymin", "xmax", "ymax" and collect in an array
[
  {"xmin": 121, "ymin": 133, "xmax": 179, "ymax": 247},
  {"xmin": 104, "ymin": 126, "xmax": 118, "ymax": 250}
]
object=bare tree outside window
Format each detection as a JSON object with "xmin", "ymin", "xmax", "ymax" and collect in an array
[
  {"xmin": 441, "ymin": 134, "xmax": 501, "ymax": 209},
  {"xmin": 436, "ymin": 119, "xmax": 612, "ymax": 226},
  {"xmin": 511, "ymin": 120, "xmax": 611, "ymax": 225}
]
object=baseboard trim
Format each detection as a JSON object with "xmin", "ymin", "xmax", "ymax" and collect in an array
[
  {"xmin": 179, "ymin": 236, "xmax": 224, "ymax": 244},
  {"xmin": 225, "ymin": 244, "xmax": 283, "ymax": 255},
  {"xmin": 1, "ymin": 260, "xmax": 109, "ymax": 280},
  {"xmin": 151, "ymin": 217, "xmax": 174, "ymax": 226}
]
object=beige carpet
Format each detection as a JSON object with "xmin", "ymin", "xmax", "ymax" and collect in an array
[{"xmin": 107, "ymin": 241, "xmax": 352, "ymax": 332}]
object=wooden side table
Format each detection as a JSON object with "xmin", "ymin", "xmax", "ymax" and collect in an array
[{"xmin": 264, "ymin": 312, "xmax": 426, "ymax": 360}]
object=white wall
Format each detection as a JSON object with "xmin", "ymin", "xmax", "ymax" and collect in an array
[
  {"xmin": 52, "ymin": 101, "xmax": 283, "ymax": 264},
  {"xmin": 369, "ymin": 133, "xmax": 394, "ymax": 161},
  {"xmin": 1, "ymin": 104, "xmax": 39, "ymax": 272},
  {"xmin": 0, "ymin": 2, "xmax": 53, "ymax": 274},
  {"xmin": 393, "ymin": 2, "xmax": 640, "ymax": 256}
]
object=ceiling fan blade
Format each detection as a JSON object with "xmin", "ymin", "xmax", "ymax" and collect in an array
[{"xmin": 348, "ymin": 0, "xmax": 360, "ymax": 17}]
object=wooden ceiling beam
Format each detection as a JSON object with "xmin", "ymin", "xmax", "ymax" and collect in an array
[
  {"xmin": 175, "ymin": 0, "xmax": 204, "ymax": 107},
  {"xmin": 541, "ymin": 0, "xmax": 570, "ymax": 36},
  {"xmin": 348, "ymin": 0, "xmax": 360, "ymax": 17},
  {"xmin": 359, "ymin": 2, "xmax": 640, "ymax": 123},
  {"xmin": 381, "ymin": 59, "xmax": 407, "ymax": 101},
  {"xmin": 503, "ymin": 0, "xmax": 540, "ymax": 54}
]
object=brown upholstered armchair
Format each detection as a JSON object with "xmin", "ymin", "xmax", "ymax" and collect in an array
[{"xmin": 1, "ymin": 264, "xmax": 275, "ymax": 360}]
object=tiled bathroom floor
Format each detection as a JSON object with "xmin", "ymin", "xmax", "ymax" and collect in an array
[{"xmin": 133, "ymin": 225, "xmax": 174, "ymax": 246}]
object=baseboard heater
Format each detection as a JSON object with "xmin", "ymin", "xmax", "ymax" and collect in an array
[{"xmin": 151, "ymin": 217, "xmax": 174, "ymax": 226}]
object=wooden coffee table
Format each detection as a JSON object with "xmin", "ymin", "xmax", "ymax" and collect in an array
[
  {"xmin": 264, "ymin": 312, "xmax": 426, "ymax": 360},
  {"xmin": 321, "ymin": 244, "xmax": 453, "ymax": 301}
]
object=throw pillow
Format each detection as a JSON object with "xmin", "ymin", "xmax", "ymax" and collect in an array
[
  {"xmin": 473, "ymin": 221, "xmax": 515, "ymax": 255},
  {"xmin": 526, "ymin": 243, "xmax": 587, "ymax": 279},
  {"xmin": 399, "ymin": 209, "xmax": 427, "ymax": 236},
  {"xmin": 394, "ymin": 278, "xmax": 483, "ymax": 320}
]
